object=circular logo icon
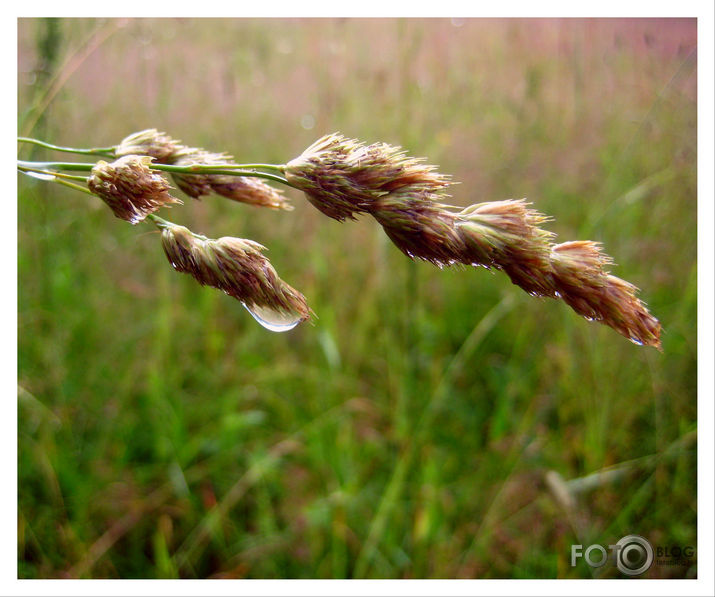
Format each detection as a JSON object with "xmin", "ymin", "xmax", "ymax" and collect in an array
[{"xmin": 614, "ymin": 535, "xmax": 654, "ymax": 576}]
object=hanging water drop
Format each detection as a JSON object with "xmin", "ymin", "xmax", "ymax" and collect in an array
[{"xmin": 242, "ymin": 303, "xmax": 305, "ymax": 332}]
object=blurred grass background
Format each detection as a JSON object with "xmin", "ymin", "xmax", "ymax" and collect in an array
[{"xmin": 17, "ymin": 18, "xmax": 696, "ymax": 579}]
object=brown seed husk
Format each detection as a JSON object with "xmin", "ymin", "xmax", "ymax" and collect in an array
[
  {"xmin": 550, "ymin": 241, "xmax": 661, "ymax": 349},
  {"xmin": 371, "ymin": 190, "xmax": 466, "ymax": 265},
  {"xmin": 170, "ymin": 148, "xmax": 291, "ymax": 210},
  {"xmin": 287, "ymin": 133, "xmax": 661, "ymax": 347},
  {"xmin": 457, "ymin": 200, "xmax": 556, "ymax": 296},
  {"xmin": 115, "ymin": 129, "xmax": 181, "ymax": 162},
  {"xmin": 285, "ymin": 133, "xmax": 451, "ymax": 221},
  {"xmin": 157, "ymin": 221, "xmax": 310, "ymax": 322},
  {"xmin": 88, "ymin": 155, "xmax": 181, "ymax": 224}
]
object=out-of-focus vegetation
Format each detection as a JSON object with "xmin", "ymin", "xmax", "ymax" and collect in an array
[{"xmin": 17, "ymin": 18, "xmax": 696, "ymax": 579}]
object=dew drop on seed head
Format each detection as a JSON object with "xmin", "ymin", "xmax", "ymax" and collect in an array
[{"xmin": 242, "ymin": 303, "xmax": 304, "ymax": 332}]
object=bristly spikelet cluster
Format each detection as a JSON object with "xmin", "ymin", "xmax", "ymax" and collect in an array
[
  {"xmin": 208, "ymin": 176, "xmax": 292, "ymax": 210},
  {"xmin": 287, "ymin": 133, "xmax": 662, "ymax": 348},
  {"xmin": 284, "ymin": 133, "xmax": 450, "ymax": 221},
  {"xmin": 155, "ymin": 219, "xmax": 310, "ymax": 322},
  {"xmin": 371, "ymin": 191, "xmax": 465, "ymax": 265},
  {"xmin": 549, "ymin": 241, "xmax": 661, "ymax": 347},
  {"xmin": 114, "ymin": 129, "xmax": 291, "ymax": 210},
  {"xmin": 87, "ymin": 155, "xmax": 181, "ymax": 224},
  {"xmin": 115, "ymin": 129, "xmax": 180, "ymax": 162},
  {"xmin": 167, "ymin": 148, "xmax": 220, "ymax": 198},
  {"xmin": 456, "ymin": 200, "xmax": 556, "ymax": 296},
  {"xmin": 66, "ymin": 129, "xmax": 664, "ymax": 344},
  {"xmin": 170, "ymin": 147, "xmax": 291, "ymax": 210}
]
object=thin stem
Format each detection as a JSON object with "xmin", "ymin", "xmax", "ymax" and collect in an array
[
  {"xmin": 146, "ymin": 213, "xmax": 169, "ymax": 228},
  {"xmin": 17, "ymin": 164, "xmax": 89, "ymax": 182},
  {"xmin": 17, "ymin": 165, "xmax": 90, "ymax": 195},
  {"xmin": 221, "ymin": 163, "xmax": 286, "ymax": 173},
  {"xmin": 54, "ymin": 172, "xmax": 89, "ymax": 182},
  {"xmin": 147, "ymin": 214, "xmax": 209, "ymax": 240},
  {"xmin": 154, "ymin": 164, "xmax": 292, "ymax": 187},
  {"xmin": 53, "ymin": 178, "xmax": 95, "ymax": 195},
  {"xmin": 18, "ymin": 169, "xmax": 95, "ymax": 196},
  {"xmin": 18, "ymin": 137, "xmax": 116, "ymax": 157},
  {"xmin": 18, "ymin": 160, "xmax": 96, "ymax": 172},
  {"xmin": 201, "ymin": 169, "xmax": 290, "ymax": 187},
  {"xmin": 17, "ymin": 160, "xmax": 296, "ymax": 188}
]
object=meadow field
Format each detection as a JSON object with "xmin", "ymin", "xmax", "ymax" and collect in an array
[{"xmin": 17, "ymin": 18, "xmax": 697, "ymax": 578}]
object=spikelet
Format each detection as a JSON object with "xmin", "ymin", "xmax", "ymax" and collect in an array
[
  {"xmin": 115, "ymin": 129, "xmax": 181, "ymax": 162},
  {"xmin": 103, "ymin": 130, "xmax": 660, "ymax": 347},
  {"xmin": 457, "ymin": 207, "xmax": 660, "ymax": 347},
  {"xmin": 209, "ymin": 176, "xmax": 293, "ymax": 211},
  {"xmin": 87, "ymin": 155, "xmax": 181, "ymax": 224},
  {"xmin": 114, "ymin": 130, "xmax": 291, "ymax": 210},
  {"xmin": 456, "ymin": 200, "xmax": 556, "ymax": 296},
  {"xmin": 170, "ymin": 147, "xmax": 291, "ymax": 210},
  {"xmin": 168, "ymin": 148, "xmax": 224, "ymax": 198},
  {"xmin": 155, "ymin": 219, "xmax": 310, "ymax": 323},
  {"xmin": 285, "ymin": 133, "xmax": 451, "ymax": 221},
  {"xmin": 549, "ymin": 241, "xmax": 661, "ymax": 348},
  {"xmin": 287, "ymin": 134, "xmax": 661, "ymax": 347},
  {"xmin": 371, "ymin": 190, "xmax": 466, "ymax": 265}
]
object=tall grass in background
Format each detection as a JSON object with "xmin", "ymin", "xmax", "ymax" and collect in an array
[{"xmin": 18, "ymin": 18, "xmax": 696, "ymax": 578}]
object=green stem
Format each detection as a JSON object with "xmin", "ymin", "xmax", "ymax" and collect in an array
[
  {"xmin": 153, "ymin": 164, "xmax": 292, "ymax": 187},
  {"xmin": 17, "ymin": 164, "xmax": 88, "ymax": 182},
  {"xmin": 18, "ymin": 164, "xmax": 93, "ymax": 195},
  {"xmin": 16, "ymin": 160, "xmax": 294, "ymax": 188},
  {"xmin": 53, "ymin": 178, "xmax": 95, "ymax": 195},
  {"xmin": 17, "ymin": 136, "xmax": 116, "ymax": 157},
  {"xmin": 146, "ymin": 214, "xmax": 208, "ymax": 240},
  {"xmin": 16, "ymin": 139, "xmax": 287, "ymax": 174},
  {"xmin": 221, "ymin": 163, "xmax": 286, "ymax": 173},
  {"xmin": 146, "ymin": 213, "xmax": 169, "ymax": 228},
  {"xmin": 18, "ymin": 159, "xmax": 96, "ymax": 172}
]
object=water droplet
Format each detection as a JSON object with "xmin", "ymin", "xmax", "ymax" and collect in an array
[
  {"xmin": 242, "ymin": 303, "xmax": 305, "ymax": 332},
  {"xmin": 629, "ymin": 336, "xmax": 644, "ymax": 346}
]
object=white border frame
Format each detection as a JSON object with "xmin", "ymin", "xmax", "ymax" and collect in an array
[{"xmin": 6, "ymin": 2, "xmax": 714, "ymax": 595}]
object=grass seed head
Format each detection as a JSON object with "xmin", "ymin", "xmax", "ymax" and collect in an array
[
  {"xmin": 550, "ymin": 241, "xmax": 662, "ymax": 349},
  {"xmin": 169, "ymin": 147, "xmax": 235, "ymax": 198},
  {"xmin": 456, "ymin": 200, "xmax": 556, "ymax": 296},
  {"xmin": 285, "ymin": 133, "xmax": 451, "ymax": 221},
  {"xmin": 115, "ymin": 129, "xmax": 181, "ymax": 162},
  {"xmin": 447, "ymin": 201, "xmax": 661, "ymax": 346},
  {"xmin": 371, "ymin": 190, "xmax": 466, "ymax": 265},
  {"xmin": 170, "ymin": 148, "xmax": 291, "ymax": 210},
  {"xmin": 156, "ymin": 220, "xmax": 310, "ymax": 322},
  {"xmin": 109, "ymin": 130, "xmax": 660, "ymax": 348},
  {"xmin": 88, "ymin": 155, "xmax": 181, "ymax": 224}
]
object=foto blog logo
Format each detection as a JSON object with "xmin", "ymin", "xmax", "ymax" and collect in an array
[{"xmin": 571, "ymin": 534, "xmax": 654, "ymax": 576}]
